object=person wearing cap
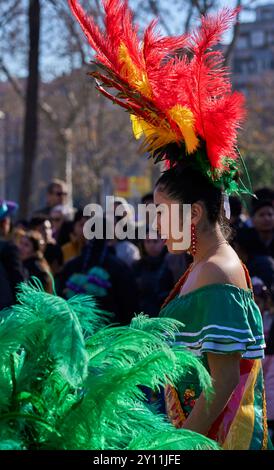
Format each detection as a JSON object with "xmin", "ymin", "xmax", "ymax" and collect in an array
[
  {"xmin": 0, "ymin": 200, "xmax": 25, "ymax": 312},
  {"xmin": 0, "ymin": 199, "xmax": 18, "ymax": 239}
]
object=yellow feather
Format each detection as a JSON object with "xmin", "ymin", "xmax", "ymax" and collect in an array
[
  {"xmin": 118, "ymin": 43, "xmax": 152, "ymax": 98},
  {"xmin": 130, "ymin": 115, "xmax": 144, "ymax": 140},
  {"xmin": 168, "ymin": 105, "xmax": 199, "ymax": 154},
  {"xmin": 130, "ymin": 114, "xmax": 178, "ymax": 150},
  {"xmin": 119, "ymin": 45, "xmax": 198, "ymax": 154},
  {"xmin": 131, "ymin": 106, "xmax": 199, "ymax": 154}
]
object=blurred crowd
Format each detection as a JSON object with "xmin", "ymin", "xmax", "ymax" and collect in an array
[{"xmin": 0, "ymin": 179, "xmax": 274, "ymax": 438}]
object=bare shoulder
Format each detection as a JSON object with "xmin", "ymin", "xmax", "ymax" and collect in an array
[
  {"xmin": 197, "ymin": 255, "xmax": 248, "ymax": 290},
  {"xmin": 198, "ymin": 261, "xmax": 229, "ymax": 283}
]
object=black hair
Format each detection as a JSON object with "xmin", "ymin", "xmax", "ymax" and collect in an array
[
  {"xmin": 44, "ymin": 244, "xmax": 64, "ymax": 266},
  {"xmin": 73, "ymin": 208, "xmax": 89, "ymax": 224},
  {"xmin": 155, "ymin": 162, "xmax": 223, "ymax": 225},
  {"xmin": 251, "ymin": 199, "xmax": 274, "ymax": 217},
  {"xmin": 229, "ymin": 196, "xmax": 242, "ymax": 218},
  {"xmin": 141, "ymin": 193, "xmax": 154, "ymax": 204},
  {"xmin": 14, "ymin": 219, "xmax": 29, "ymax": 230},
  {"xmin": 82, "ymin": 217, "xmax": 109, "ymax": 272},
  {"xmin": 47, "ymin": 179, "xmax": 67, "ymax": 194},
  {"xmin": 253, "ymin": 187, "xmax": 274, "ymax": 206},
  {"xmin": 29, "ymin": 215, "xmax": 48, "ymax": 229}
]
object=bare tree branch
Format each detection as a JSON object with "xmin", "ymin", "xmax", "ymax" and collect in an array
[
  {"xmin": 0, "ymin": 0, "xmax": 21, "ymax": 29},
  {"xmin": 184, "ymin": 3, "xmax": 194, "ymax": 33},
  {"xmin": 47, "ymin": 0, "xmax": 88, "ymax": 67},
  {"xmin": 224, "ymin": 0, "xmax": 242, "ymax": 66},
  {"xmin": 148, "ymin": 0, "xmax": 173, "ymax": 35},
  {"xmin": 0, "ymin": 59, "xmax": 25, "ymax": 99}
]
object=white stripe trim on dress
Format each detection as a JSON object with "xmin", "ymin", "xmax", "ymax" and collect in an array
[
  {"xmin": 177, "ymin": 348, "xmax": 264, "ymax": 359},
  {"xmin": 172, "ymin": 341, "xmax": 266, "ymax": 350},
  {"xmin": 201, "ymin": 341, "xmax": 264, "ymax": 353},
  {"xmin": 248, "ymin": 343, "xmax": 266, "ymax": 350},
  {"xmin": 174, "ymin": 341, "xmax": 245, "ymax": 351},
  {"xmin": 174, "ymin": 333, "xmax": 264, "ymax": 346},
  {"xmin": 243, "ymin": 350, "xmax": 264, "ymax": 358},
  {"xmin": 174, "ymin": 324, "xmax": 262, "ymax": 337}
]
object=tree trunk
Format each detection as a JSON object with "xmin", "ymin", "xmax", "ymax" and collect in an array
[
  {"xmin": 19, "ymin": 0, "xmax": 40, "ymax": 218},
  {"xmin": 0, "ymin": 111, "xmax": 6, "ymax": 199},
  {"xmin": 64, "ymin": 128, "xmax": 73, "ymax": 209}
]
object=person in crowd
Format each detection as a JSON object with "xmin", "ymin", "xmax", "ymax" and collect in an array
[
  {"xmin": 229, "ymin": 196, "xmax": 249, "ymax": 231},
  {"xmin": 62, "ymin": 209, "xmax": 88, "ymax": 263},
  {"xmin": 107, "ymin": 197, "xmax": 141, "ymax": 267},
  {"xmin": 44, "ymin": 244, "xmax": 64, "ymax": 278},
  {"xmin": 59, "ymin": 218, "xmax": 139, "ymax": 325},
  {"xmin": 254, "ymin": 188, "xmax": 274, "ymax": 208},
  {"xmin": 165, "ymin": 252, "xmax": 192, "ymax": 284},
  {"xmin": 29, "ymin": 215, "xmax": 64, "ymax": 275},
  {"xmin": 133, "ymin": 233, "xmax": 174, "ymax": 316},
  {"xmin": 18, "ymin": 231, "xmax": 53, "ymax": 293},
  {"xmin": 13, "ymin": 219, "xmax": 29, "ymax": 231},
  {"xmin": 248, "ymin": 255, "xmax": 274, "ymax": 290},
  {"xmin": 229, "ymin": 196, "xmax": 249, "ymax": 249},
  {"xmin": 12, "ymin": 227, "xmax": 27, "ymax": 248},
  {"xmin": 0, "ymin": 199, "xmax": 24, "ymax": 312},
  {"xmin": 0, "ymin": 237, "xmax": 25, "ymax": 312},
  {"xmin": 34, "ymin": 179, "xmax": 68, "ymax": 216},
  {"xmin": 108, "ymin": 236, "xmax": 141, "ymax": 268},
  {"xmin": 235, "ymin": 200, "xmax": 274, "ymax": 260},
  {"xmin": 29, "ymin": 215, "xmax": 55, "ymax": 245},
  {"xmin": 50, "ymin": 205, "xmax": 74, "ymax": 246},
  {"xmin": 0, "ymin": 199, "xmax": 18, "ymax": 239},
  {"xmin": 252, "ymin": 277, "xmax": 274, "ymax": 444},
  {"xmin": 245, "ymin": 187, "xmax": 274, "ymax": 228}
]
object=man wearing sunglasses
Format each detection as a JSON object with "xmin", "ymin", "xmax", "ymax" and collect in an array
[{"xmin": 34, "ymin": 178, "xmax": 68, "ymax": 216}]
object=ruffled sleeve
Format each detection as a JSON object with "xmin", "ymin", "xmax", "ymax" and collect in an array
[{"xmin": 159, "ymin": 284, "xmax": 265, "ymax": 359}]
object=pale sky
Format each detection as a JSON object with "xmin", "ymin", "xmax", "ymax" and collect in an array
[{"xmin": 1, "ymin": 0, "xmax": 273, "ymax": 81}]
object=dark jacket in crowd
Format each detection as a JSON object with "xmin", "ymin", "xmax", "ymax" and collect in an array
[
  {"xmin": 236, "ymin": 227, "xmax": 274, "ymax": 258},
  {"xmin": 248, "ymin": 255, "xmax": 274, "ymax": 290},
  {"xmin": 133, "ymin": 252, "xmax": 174, "ymax": 317},
  {"xmin": 33, "ymin": 206, "xmax": 52, "ymax": 216},
  {"xmin": 23, "ymin": 256, "xmax": 52, "ymax": 293},
  {"xmin": 0, "ymin": 240, "xmax": 25, "ymax": 310},
  {"xmin": 58, "ymin": 240, "xmax": 139, "ymax": 325}
]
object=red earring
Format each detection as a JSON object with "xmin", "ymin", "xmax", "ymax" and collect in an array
[{"xmin": 190, "ymin": 223, "xmax": 197, "ymax": 256}]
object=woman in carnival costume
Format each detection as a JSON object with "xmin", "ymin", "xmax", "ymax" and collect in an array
[{"xmin": 68, "ymin": 0, "xmax": 272, "ymax": 449}]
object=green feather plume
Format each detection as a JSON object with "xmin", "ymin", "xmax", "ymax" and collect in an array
[{"xmin": 0, "ymin": 282, "xmax": 219, "ymax": 451}]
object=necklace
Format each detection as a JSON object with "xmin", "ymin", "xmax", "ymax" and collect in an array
[{"xmin": 189, "ymin": 240, "xmax": 229, "ymax": 272}]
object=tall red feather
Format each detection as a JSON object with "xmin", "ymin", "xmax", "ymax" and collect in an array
[
  {"xmin": 68, "ymin": 0, "xmax": 245, "ymax": 170},
  {"xmin": 188, "ymin": 8, "xmax": 245, "ymax": 167}
]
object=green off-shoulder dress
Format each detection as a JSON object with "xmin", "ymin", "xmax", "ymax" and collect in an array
[{"xmin": 160, "ymin": 282, "xmax": 272, "ymax": 450}]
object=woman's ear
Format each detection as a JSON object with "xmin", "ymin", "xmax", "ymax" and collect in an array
[{"xmin": 191, "ymin": 201, "xmax": 204, "ymax": 225}]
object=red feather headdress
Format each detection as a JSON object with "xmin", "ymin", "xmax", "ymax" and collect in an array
[{"xmin": 69, "ymin": 0, "xmax": 248, "ymax": 191}]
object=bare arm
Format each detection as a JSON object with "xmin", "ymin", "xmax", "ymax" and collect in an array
[{"xmin": 182, "ymin": 352, "xmax": 241, "ymax": 435}]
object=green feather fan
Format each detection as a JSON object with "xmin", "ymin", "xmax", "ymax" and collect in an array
[{"xmin": 0, "ymin": 281, "xmax": 220, "ymax": 450}]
